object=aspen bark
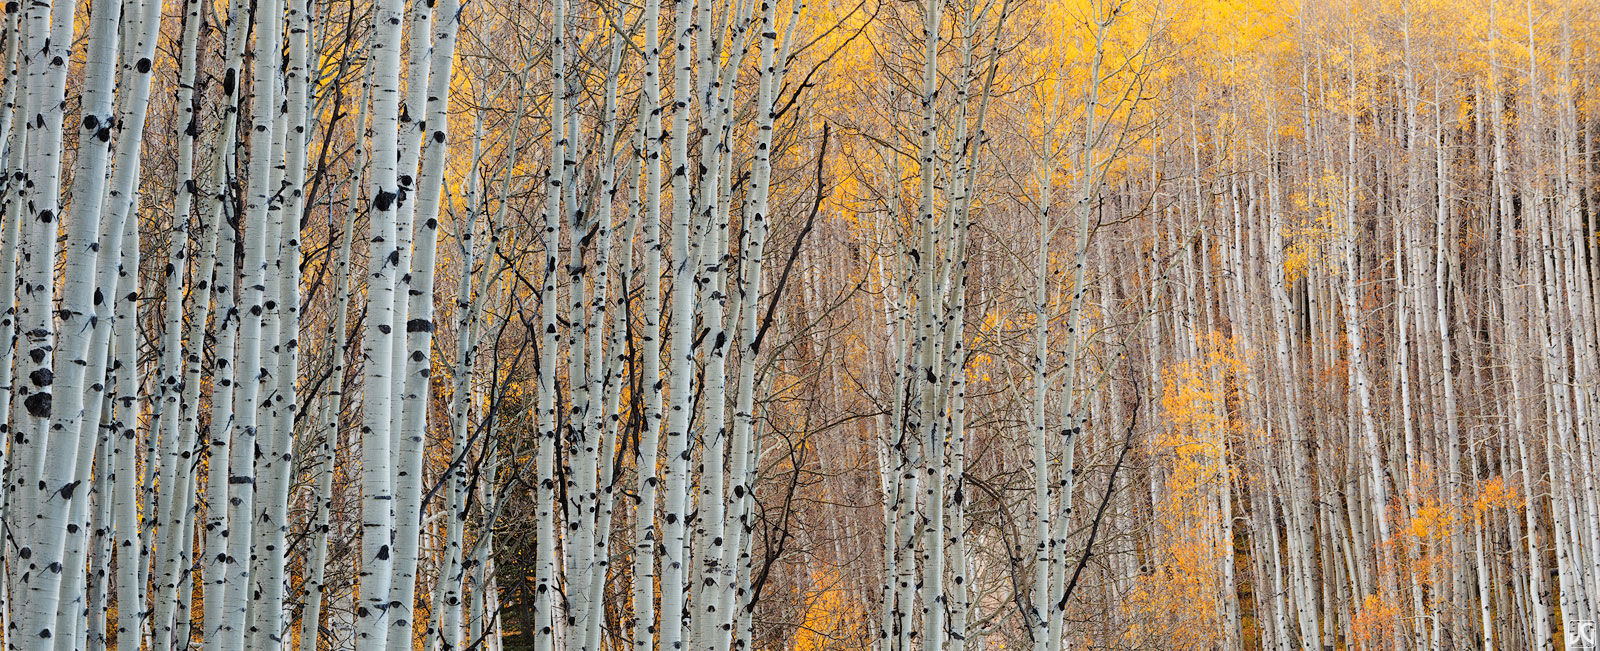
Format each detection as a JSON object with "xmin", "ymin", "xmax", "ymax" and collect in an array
[
  {"xmin": 148, "ymin": 0, "xmax": 207, "ymax": 645},
  {"xmin": 387, "ymin": 4, "xmax": 461, "ymax": 649},
  {"xmin": 631, "ymin": 0, "xmax": 666, "ymax": 646},
  {"xmin": 10, "ymin": 0, "xmax": 82, "ymax": 638},
  {"xmin": 300, "ymin": 59, "xmax": 370, "ymax": 651},
  {"xmin": 658, "ymin": 0, "xmax": 700, "ymax": 645},
  {"xmin": 359, "ymin": 0, "xmax": 409, "ymax": 638}
]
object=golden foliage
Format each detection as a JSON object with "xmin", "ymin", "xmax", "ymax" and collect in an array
[
  {"xmin": 1352, "ymin": 594, "xmax": 1400, "ymax": 650},
  {"xmin": 1123, "ymin": 332, "xmax": 1247, "ymax": 650},
  {"xmin": 1473, "ymin": 476, "xmax": 1522, "ymax": 515},
  {"xmin": 789, "ymin": 569, "xmax": 869, "ymax": 651}
]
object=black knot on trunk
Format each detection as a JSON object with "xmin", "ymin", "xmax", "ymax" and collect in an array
[{"xmin": 23, "ymin": 392, "xmax": 50, "ymax": 417}]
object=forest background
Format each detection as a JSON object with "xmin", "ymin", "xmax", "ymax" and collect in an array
[{"xmin": 0, "ymin": 0, "xmax": 1596, "ymax": 650}]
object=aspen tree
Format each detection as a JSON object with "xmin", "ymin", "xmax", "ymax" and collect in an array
[
  {"xmin": 44, "ymin": 0, "xmax": 120, "ymax": 642},
  {"xmin": 49, "ymin": 0, "xmax": 162, "ymax": 643},
  {"xmin": 390, "ymin": 0, "xmax": 461, "ymax": 645},
  {"xmin": 630, "ymin": 0, "xmax": 667, "ymax": 646},
  {"xmin": 1337, "ymin": 22, "xmax": 1400, "ymax": 643},
  {"xmin": 248, "ymin": 0, "xmax": 314, "ymax": 642},
  {"xmin": 0, "ymin": 21, "xmax": 25, "ymax": 557},
  {"xmin": 301, "ymin": 61, "xmax": 371, "ymax": 651},
  {"xmin": 942, "ymin": 186, "xmax": 973, "ymax": 651},
  {"xmin": 218, "ymin": 0, "xmax": 288, "ymax": 636},
  {"xmin": 1432, "ymin": 79, "xmax": 1474, "ymax": 647},
  {"xmin": 1028, "ymin": 69, "xmax": 1064, "ymax": 651},
  {"xmin": 873, "ymin": 263, "xmax": 896, "ymax": 640},
  {"xmin": 554, "ymin": 80, "xmax": 593, "ymax": 651},
  {"xmin": 434, "ymin": 108, "xmax": 497, "ymax": 651},
  {"xmin": 1395, "ymin": 17, "xmax": 1423, "ymax": 605},
  {"xmin": 200, "ymin": 0, "xmax": 251, "ymax": 643},
  {"xmin": 466, "ymin": 435, "xmax": 504, "ymax": 651},
  {"xmin": 358, "ymin": 0, "xmax": 410, "ymax": 637},
  {"xmin": 0, "ymin": 6, "xmax": 17, "ymax": 168},
  {"xmin": 561, "ymin": 81, "xmax": 595, "ymax": 651},
  {"xmin": 586, "ymin": 197, "xmax": 636, "ymax": 651},
  {"xmin": 428, "ymin": 86, "xmax": 522, "ymax": 651},
  {"xmin": 1261, "ymin": 83, "xmax": 1321, "ymax": 651},
  {"xmin": 201, "ymin": 138, "xmax": 242, "ymax": 651},
  {"xmin": 566, "ymin": 23, "xmax": 630, "ymax": 651},
  {"xmin": 1551, "ymin": 0, "xmax": 1600, "ymax": 615},
  {"xmin": 112, "ymin": 3, "xmax": 170, "ymax": 637},
  {"xmin": 531, "ymin": 0, "xmax": 569, "ymax": 649},
  {"xmin": 83, "ymin": 420, "xmax": 111, "ymax": 651},
  {"xmin": 688, "ymin": 2, "xmax": 760, "ymax": 646},
  {"xmin": 1490, "ymin": 1, "xmax": 1550, "ymax": 641},
  {"xmin": 10, "ymin": 0, "xmax": 80, "ymax": 636},
  {"xmin": 385, "ymin": 0, "xmax": 436, "ymax": 456},
  {"xmin": 887, "ymin": 103, "xmax": 919, "ymax": 651},
  {"xmin": 0, "ymin": 7, "xmax": 15, "ymax": 166},
  {"xmin": 7, "ymin": 1, "xmax": 1600, "ymax": 649},
  {"xmin": 148, "ymin": 1, "xmax": 208, "ymax": 645},
  {"xmin": 108, "ymin": 214, "xmax": 143, "ymax": 651},
  {"xmin": 658, "ymin": 0, "xmax": 704, "ymax": 643},
  {"xmin": 948, "ymin": 4, "xmax": 1009, "ymax": 648},
  {"xmin": 907, "ymin": 4, "xmax": 944, "ymax": 649},
  {"xmin": 1044, "ymin": 7, "xmax": 1109, "ymax": 650},
  {"xmin": 244, "ymin": 77, "xmax": 292, "ymax": 651},
  {"xmin": 725, "ymin": 0, "xmax": 803, "ymax": 645},
  {"xmin": 913, "ymin": 3, "xmax": 1003, "ymax": 647}
]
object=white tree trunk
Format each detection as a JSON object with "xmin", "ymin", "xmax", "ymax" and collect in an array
[
  {"xmin": 148, "ymin": 0, "xmax": 207, "ymax": 644},
  {"xmin": 220, "ymin": 0, "xmax": 284, "ymax": 638},
  {"xmin": 630, "ymin": 1, "xmax": 666, "ymax": 648},
  {"xmin": 658, "ymin": 0, "xmax": 701, "ymax": 644},
  {"xmin": 532, "ymin": 1, "xmax": 567, "ymax": 650},
  {"xmin": 201, "ymin": 0, "xmax": 250, "ymax": 643},
  {"xmin": 10, "ymin": 0, "xmax": 81, "ymax": 640},
  {"xmin": 44, "ymin": 0, "xmax": 120, "ymax": 643},
  {"xmin": 301, "ymin": 58, "xmax": 371, "ymax": 651},
  {"xmin": 390, "ymin": 2, "xmax": 461, "ymax": 646},
  {"xmin": 358, "ymin": 0, "xmax": 408, "ymax": 637}
]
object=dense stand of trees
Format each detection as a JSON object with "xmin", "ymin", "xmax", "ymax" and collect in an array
[{"xmin": 0, "ymin": 0, "xmax": 1597, "ymax": 650}]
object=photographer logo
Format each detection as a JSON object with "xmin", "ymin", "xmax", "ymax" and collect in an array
[{"xmin": 1571, "ymin": 620, "xmax": 1597, "ymax": 651}]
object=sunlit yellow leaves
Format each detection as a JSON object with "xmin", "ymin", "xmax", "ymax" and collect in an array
[
  {"xmin": 1392, "ymin": 489, "xmax": 1466, "ymax": 596},
  {"xmin": 1122, "ymin": 534, "xmax": 1223, "ymax": 650},
  {"xmin": 1405, "ymin": 496, "xmax": 1454, "ymax": 545},
  {"xmin": 1353, "ymin": 593, "xmax": 1400, "ymax": 650},
  {"xmin": 808, "ymin": 0, "xmax": 874, "ymax": 100},
  {"xmin": 1125, "ymin": 332, "xmax": 1249, "ymax": 650},
  {"xmin": 1473, "ymin": 476, "xmax": 1522, "ymax": 515},
  {"xmin": 1281, "ymin": 174, "xmax": 1344, "ymax": 282},
  {"xmin": 1165, "ymin": 0, "xmax": 1289, "ymax": 63},
  {"xmin": 789, "ymin": 568, "xmax": 868, "ymax": 651}
]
